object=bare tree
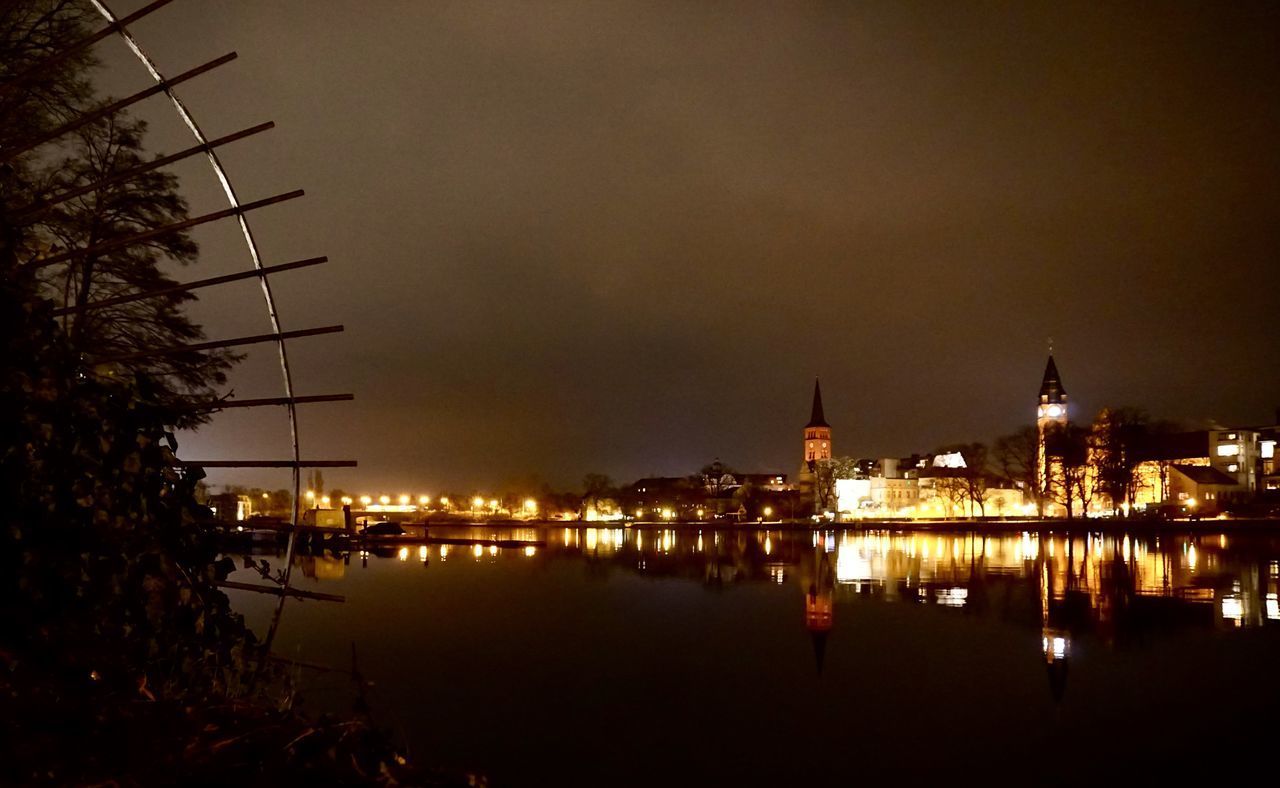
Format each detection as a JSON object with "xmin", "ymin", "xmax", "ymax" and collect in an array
[
  {"xmin": 581, "ymin": 473, "xmax": 615, "ymax": 514},
  {"xmin": 1044, "ymin": 423, "xmax": 1094, "ymax": 519},
  {"xmin": 994, "ymin": 426, "xmax": 1043, "ymax": 515},
  {"xmin": 939, "ymin": 442, "xmax": 991, "ymax": 517}
]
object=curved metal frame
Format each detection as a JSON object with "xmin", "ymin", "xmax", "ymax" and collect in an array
[{"xmin": 89, "ymin": 1, "xmax": 307, "ymax": 647}]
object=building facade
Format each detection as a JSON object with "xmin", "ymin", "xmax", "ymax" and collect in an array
[
  {"xmin": 796, "ymin": 378, "xmax": 833, "ymax": 512},
  {"xmin": 1036, "ymin": 354, "xmax": 1068, "ymax": 515}
]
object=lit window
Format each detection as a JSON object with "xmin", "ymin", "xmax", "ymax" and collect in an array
[
  {"xmin": 1228, "ymin": 464, "xmax": 1239, "ymax": 473},
  {"xmin": 1263, "ymin": 441, "xmax": 1276, "ymax": 460},
  {"xmin": 1217, "ymin": 444, "xmax": 1239, "ymax": 457}
]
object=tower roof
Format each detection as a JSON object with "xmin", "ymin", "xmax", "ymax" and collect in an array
[
  {"xmin": 806, "ymin": 378, "xmax": 829, "ymax": 428},
  {"xmin": 1039, "ymin": 356, "xmax": 1067, "ymax": 403}
]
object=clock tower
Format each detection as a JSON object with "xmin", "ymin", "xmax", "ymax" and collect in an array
[
  {"xmin": 797, "ymin": 378, "xmax": 833, "ymax": 512},
  {"xmin": 803, "ymin": 378, "xmax": 832, "ymax": 464},
  {"xmin": 1036, "ymin": 354, "xmax": 1068, "ymax": 497}
]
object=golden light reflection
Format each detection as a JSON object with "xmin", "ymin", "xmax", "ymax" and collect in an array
[{"xmin": 339, "ymin": 527, "xmax": 1273, "ymax": 638}]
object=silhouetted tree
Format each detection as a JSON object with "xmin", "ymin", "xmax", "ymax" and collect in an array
[
  {"xmin": 1044, "ymin": 422, "xmax": 1094, "ymax": 519},
  {"xmin": 3, "ymin": 6, "xmax": 233, "ymax": 423},
  {"xmin": 1089, "ymin": 407, "xmax": 1151, "ymax": 515},
  {"xmin": 938, "ymin": 442, "xmax": 991, "ymax": 516},
  {"xmin": 994, "ymin": 426, "xmax": 1043, "ymax": 515},
  {"xmin": 581, "ymin": 473, "xmax": 614, "ymax": 513},
  {"xmin": 814, "ymin": 456, "xmax": 856, "ymax": 512}
]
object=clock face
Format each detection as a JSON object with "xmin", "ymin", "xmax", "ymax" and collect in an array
[{"xmin": 1046, "ymin": 404, "xmax": 1063, "ymax": 418}]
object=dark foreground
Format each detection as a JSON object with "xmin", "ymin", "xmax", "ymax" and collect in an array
[{"xmin": 227, "ymin": 524, "xmax": 1280, "ymax": 786}]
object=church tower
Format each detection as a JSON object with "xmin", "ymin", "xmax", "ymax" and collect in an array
[
  {"xmin": 803, "ymin": 378, "xmax": 832, "ymax": 464},
  {"xmin": 797, "ymin": 378, "xmax": 833, "ymax": 513},
  {"xmin": 1036, "ymin": 354, "xmax": 1068, "ymax": 498}
]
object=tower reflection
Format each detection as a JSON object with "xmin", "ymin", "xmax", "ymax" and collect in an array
[{"xmin": 801, "ymin": 547, "xmax": 835, "ymax": 675}]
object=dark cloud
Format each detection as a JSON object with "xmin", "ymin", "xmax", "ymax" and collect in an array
[{"xmin": 97, "ymin": 1, "xmax": 1280, "ymax": 491}]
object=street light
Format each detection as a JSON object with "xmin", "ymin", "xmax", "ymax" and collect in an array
[
  {"xmin": 359, "ymin": 495, "xmax": 372, "ymax": 506},
  {"xmin": 419, "ymin": 495, "xmax": 431, "ymax": 506},
  {"xmin": 379, "ymin": 495, "xmax": 390, "ymax": 505}
]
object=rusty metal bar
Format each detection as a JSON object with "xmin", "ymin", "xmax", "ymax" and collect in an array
[
  {"xmin": 186, "ymin": 393, "xmax": 354, "ymax": 411},
  {"xmin": 49, "ymin": 256, "xmax": 326, "ymax": 316},
  {"xmin": 0, "ymin": 0, "xmax": 177, "ymax": 98},
  {"xmin": 1, "ymin": 52, "xmax": 238, "ymax": 164},
  {"xmin": 94, "ymin": 324, "xmax": 342, "ymax": 364},
  {"xmin": 217, "ymin": 580, "xmax": 345, "ymax": 603},
  {"xmin": 31, "ymin": 189, "xmax": 303, "ymax": 269},
  {"xmin": 182, "ymin": 460, "xmax": 357, "ymax": 468},
  {"xmin": 14, "ymin": 122, "xmax": 275, "ymax": 222}
]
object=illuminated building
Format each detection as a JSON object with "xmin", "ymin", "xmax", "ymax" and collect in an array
[
  {"xmin": 835, "ymin": 455, "xmax": 1026, "ymax": 519},
  {"xmin": 1036, "ymin": 353, "xmax": 1068, "ymax": 515},
  {"xmin": 797, "ymin": 378, "xmax": 833, "ymax": 511},
  {"xmin": 1129, "ymin": 429, "xmax": 1262, "ymax": 512},
  {"xmin": 207, "ymin": 492, "xmax": 253, "ymax": 522},
  {"xmin": 1262, "ymin": 421, "xmax": 1278, "ymax": 493}
]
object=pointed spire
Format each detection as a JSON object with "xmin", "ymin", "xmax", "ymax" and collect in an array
[
  {"xmin": 806, "ymin": 377, "xmax": 829, "ymax": 428},
  {"xmin": 1039, "ymin": 355, "xmax": 1066, "ymax": 403}
]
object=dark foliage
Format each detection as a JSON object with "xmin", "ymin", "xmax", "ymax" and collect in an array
[{"xmin": 0, "ymin": 263, "xmax": 459, "ymax": 786}]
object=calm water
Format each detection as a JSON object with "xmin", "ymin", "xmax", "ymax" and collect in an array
[{"xmin": 228, "ymin": 526, "xmax": 1280, "ymax": 786}]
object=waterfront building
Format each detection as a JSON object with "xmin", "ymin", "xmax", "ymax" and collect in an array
[
  {"xmin": 834, "ymin": 454, "xmax": 1026, "ymax": 518},
  {"xmin": 1036, "ymin": 354, "xmax": 1068, "ymax": 516},
  {"xmin": 1129, "ymin": 428, "xmax": 1263, "ymax": 513},
  {"xmin": 796, "ymin": 378, "xmax": 833, "ymax": 511},
  {"xmin": 1261, "ymin": 421, "xmax": 1278, "ymax": 494}
]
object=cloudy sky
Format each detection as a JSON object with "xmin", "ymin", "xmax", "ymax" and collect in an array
[{"xmin": 96, "ymin": 0, "xmax": 1279, "ymax": 493}]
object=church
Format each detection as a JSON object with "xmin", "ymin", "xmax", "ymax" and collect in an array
[{"xmin": 795, "ymin": 378, "xmax": 832, "ymax": 512}]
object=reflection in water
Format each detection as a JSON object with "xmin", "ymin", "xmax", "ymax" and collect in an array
[
  {"xmin": 802, "ymin": 547, "xmax": 834, "ymax": 674},
  {"xmin": 240, "ymin": 525, "xmax": 1280, "ymax": 785},
  {"xmin": 282, "ymin": 526, "xmax": 1280, "ymax": 687}
]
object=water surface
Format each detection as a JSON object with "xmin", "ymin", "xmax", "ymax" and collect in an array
[{"xmin": 228, "ymin": 526, "xmax": 1280, "ymax": 786}]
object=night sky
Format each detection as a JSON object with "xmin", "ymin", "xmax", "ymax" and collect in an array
[{"xmin": 96, "ymin": 1, "xmax": 1280, "ymax": 492}]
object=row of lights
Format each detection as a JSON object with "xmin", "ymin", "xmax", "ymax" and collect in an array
[
  {"xmin": 631, "ymin": 506, "xmax": 775, "ymax": 520},
  {"xmin": 301, "ymin": 490, "xmax": 539, "ymax": 513}
]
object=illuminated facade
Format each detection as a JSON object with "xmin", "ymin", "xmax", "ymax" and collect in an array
[
  {"xmin": 796, "ymin": 378, "xmax": 833, "ymax": 510},
  {"xmin": 834, "ymin": 455, "xmax": 1027, "ymax": 519},
  {"xmin": 1036, "ymin": 354, "xmax": 1068, "ymax": 515},
  {"xmin": 1262, "ymin": 424, "xmax": 1278, "ymax": 493},
  {"xmin": 1128, "ymin": 429, "xmax": 1263, "ymax": 512}
]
